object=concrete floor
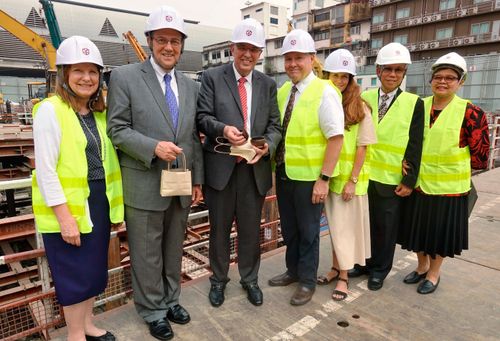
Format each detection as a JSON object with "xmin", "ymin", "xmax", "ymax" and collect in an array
[{"xmin": 52, "ymin": 168, "xmax": 500, "ymax": 341}]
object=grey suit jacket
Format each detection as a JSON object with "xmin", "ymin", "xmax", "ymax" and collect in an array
[
  {"xmin": 196, "ymin": 63, "xmax": 281, "ymax": 196},
  {"xmin": 107, "ymin": 59, "xmax": 203, "ymax": 210}
]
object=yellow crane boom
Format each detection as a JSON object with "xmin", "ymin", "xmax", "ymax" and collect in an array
[{"xmin": 122, "ymin": 31, "xmax": 148, "ymax": 62}]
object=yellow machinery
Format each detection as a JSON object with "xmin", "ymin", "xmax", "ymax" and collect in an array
[
  {"xmin": 122, "ymin": 31, "xmax": 148, "ymax": 62},
  {"xmin": 0, "ymin": 10, "xmax": 57, "ymax": 96}
]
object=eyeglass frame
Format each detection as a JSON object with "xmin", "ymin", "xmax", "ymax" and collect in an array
[
  {"xmin": 152, "ymin": 37, "xmax": 183, "ymax": 48},
  {"xmin": 234, "ymin": 43, "xmax": 263, "ymax": 54},
  {"xmin": 380, "ymin": 65, "xmax": 407, "ymax": 76},
  {"xmin": 431, "ymin": 75, "xmax": 461, "ymax": 83}
]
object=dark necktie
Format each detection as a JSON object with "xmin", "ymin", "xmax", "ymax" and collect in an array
[
  {"xmin": 275, "ymin": 85, "xmax": 298, "ymax": 166},
  {"xmin": 164, "ymin": 73, "xmax": 179, "ymax": 130},
  {"xmin": 378, "ymin": 93, "xmax": 390, "ymax": 122}
]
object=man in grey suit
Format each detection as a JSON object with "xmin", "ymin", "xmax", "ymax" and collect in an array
[
  {"xmin": 107, "ymin": 6, "xmax": 202, "ymax": 341},
  {"xmin": 197, "ymin": 18, "xmax": 281, "ymax": 308}
]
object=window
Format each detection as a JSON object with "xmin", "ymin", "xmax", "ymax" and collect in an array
[
  {"xmin": 357, "ymin": 78, "xmax": 363, "ymax": 86},
  {"xmin": 270, "ymin": 6, "xmax": 279, "ymax": 15},
  {"xmin": 372, "ymin": 13, "xmax": 385, "ymax": 24},
  {"xmin": 396, "ymin": 8, "xmax": 410, "ymax": 19},
  {"xmin": 436, "ymin": 27, "xmax": 453, "ymax": 39},
  {"xmin": 270, "ymin": 17, "xmax": 279, "ymax": 25},
  {"xmin": 315, "ymin": 12, "xmax": 330, "ymax": 22},
  {"xmin": 332, "ymin": 6, "xmax": 344, "ymax": 24},
  {"xmin": 473, "ymin": 0, "xmax": 489, "ymax": 3},
  {"xmin": 203, "ymin": 53, "xmax": 209, "ymax": 61},
  {"xmin": 471, "ymin": 22, "xmax": 490, "ymax": 34},
  {"xmin": 274, "ymin": 39, "xmax": 283, "ymax": 49},
  {"xmin": 350, "ymin": 25, "xmax": 360, "ymax": 35},
  {"xmin": 371, "ymin": 77, "xmax": 377, "ymax": 86},
  {"xmin": 256, "ymin": 8, "xmax": 263, "ymax": 12},
  {"xmin": 211, "ymin": 51, "xmax": 221, "ymax": 60},
  {"xmin": 296, "ymin": 16, "xmax": 307, "ymax": 23},
  {"xmin": 314, "ymin": 30, "xmax": 329, "ymax": 41},
  {"xmin": 394, "ymin": 34, "xmax": 408, "ymax": 44},
  {"xmin": 244, "ymin": 14, "xmax": 250, "ymax": 19},
  {"xmin": 224, "ymin": 49, "xmax": 230, "ymax": 57},
  {"xmin": 371, "ymin": 38, "xmax": 383, "ymax": 49},
  {"xmin": 439, "ymin": 0, "xmax": 456, "ymax": 11},
  {"xmin": 332, "ymin": 27, "xmax": 344, "ymax": 44}
]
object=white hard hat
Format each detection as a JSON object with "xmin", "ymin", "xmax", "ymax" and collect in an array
[
  {"xmin": 232, "ymin": 18, "xmax": 265, "ymax": 48},
  {"xmin": 324, "ymin": 49, "xmax": 357, "ymax": 75},
  {"xmin": 145, "ymin": 5, "xmax": 187, "ymax": 38},
  {"xmin": 56, "ymin": 36, "xmax": 103, "ymax": 67},
  {"xmin": 281, "ymin": 29, "xmax": 315, "ymax": 55},
  {"xmin": 432, "ymin": 52, "xmax": 467, "ymax": 77},
  {"xmin": 375, "ymin": 42, "xmax": 411, "ymax": 65}
]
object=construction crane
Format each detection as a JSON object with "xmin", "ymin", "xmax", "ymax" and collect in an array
[
  {"xmin": 122, "ymin": 31, "xmax": 148, "ymax": 62},
  {"xmin": 0, "ymin": 10, "xmax": 57, "ymax": 96},
  {"xmin": 39, "ymin": 0, "xmax": 63, "ymax": 48}
]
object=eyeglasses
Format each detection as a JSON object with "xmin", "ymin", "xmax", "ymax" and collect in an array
[
  {"xmin": 153, "ymin": 37, "xmax": 182, "ymax": 48},
  {"xmin": 235, "ymin": 44, "xmax": 262, "ymax": 54},
  {"xmin": 431, "ymin": 75, "xmax": 459, "ymax": 83},
  {"xmin": 381, "ymin": 66, "xmax": 406, "ymax": 75}
]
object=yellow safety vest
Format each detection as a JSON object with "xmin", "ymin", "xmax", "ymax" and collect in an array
[
  {"xmin": 361, "ymin": 89, "xmax": 418, "ymax": 185},
  {"xmin": 417, "ymin": 95, "xmax": 470, "ymax": 194},
  {"xmin": 32, "ymin": 96, "xmax": 124, "ymax": 233},
  {"xmin": 277, "ymin": 78, "xmax": 334, "ymax": 181},
  {"xmin": 326, "ymin": 79, "xmax": 343, "ymax": 99}
]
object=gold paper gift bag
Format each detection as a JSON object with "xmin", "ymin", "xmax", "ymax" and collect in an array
[{"xmin": 160, "ymin": 152, "xmax": 192, "ymax": 197}]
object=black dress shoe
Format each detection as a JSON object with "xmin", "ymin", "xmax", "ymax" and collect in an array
[
  {"xmin": 85, "ymin": 331, "xmax": 115, "ymax": 341},
  {"xmin": 209, "ymin": 283, "xmax": 226, "ymax": 307},
  {"xmin": 403, "ymin": 271, "xmax": 428, "ymax": 284},
  {"xmin": 417, "ymin": 278, "xmax": 440, "ymax": 294},
  {"xmin": 167, "ymin": 304, "xmax": 190, "ymax": 324},
  {"xmin": 348, "ymin": 265, "xmax": 368, "ymax": 278},
  {"xmin": 268, "ymin": 272, "xmax": 298, "ymax": 286},
  {"xmin": 367, "ymin": 277, "xmax": 384, "ymax": 291},
  {"xmin": 148, "ymin": 318, "xmax": 173, "ymax": 341},
  {"xmin": 242, "ymin": 283, "xmax": 263, "ymax": 306}
]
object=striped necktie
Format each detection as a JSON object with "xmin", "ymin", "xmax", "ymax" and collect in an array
[
  {"xmin": 378, "ymin": 93, "xmax": 390, "ymax": 122},
  {"xmin": 164, "ymin": 73, "xmax": 179, "ymax": 130}
]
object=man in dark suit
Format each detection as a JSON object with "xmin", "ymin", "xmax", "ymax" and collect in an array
[
  {"xmin": 107, "ymin": 6, "xmax": 203, "ymax": 341},
  {"xmin": 352, "ymin": 42, "xmax": 424, "ymax": 291},
  {"xmin": 197, "ymin": 18, "xmax": 281, "ymax": 308}
]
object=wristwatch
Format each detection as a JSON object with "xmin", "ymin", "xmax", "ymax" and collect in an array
[
  {"xmin": 319, "ymin": 173, "xmax": 330, "ymax": 181},
  {"xmin": 350, "ymin": 175, "xmax": 358, "ymax": 184}
]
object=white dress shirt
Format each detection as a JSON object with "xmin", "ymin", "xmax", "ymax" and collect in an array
[{"xmin": 150, "ymin": 57, "xmax": 179, "ymax": 105}]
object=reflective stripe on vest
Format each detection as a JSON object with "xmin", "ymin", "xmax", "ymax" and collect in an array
[
  {"xmin": 361, "ymin": 89, "xmax": 419, "ymax": 185},
  {"xmin": 417, "ymin": 95, "xmax": 471, "ymax": 194},
  {"xmin": 32, "ymin": 96, "xmax": 124, "ymax": 233},
  {"xmin": 277, "ymin": 78, "xmax": 329, "ymax": 181},
  {"xmin": 329, "ymin": 124, "xmax": 370, "ymax": 195}
]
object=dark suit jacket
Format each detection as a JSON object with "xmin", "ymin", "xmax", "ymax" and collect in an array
[
  {"xmin": 196, "ymin": 63, "xmax": 281, "ymax": 196},
  {"xmin": 106, "ymin": 59, "xmax": 203, "ymax": 210}
]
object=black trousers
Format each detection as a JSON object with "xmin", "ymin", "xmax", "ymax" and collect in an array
[
  {"xmin": 276, "ymin": 166, "xmax": 323, "ymax": 289},
  {"xmin": 206, "ymin": 163, "xmax": 265, "ymax": 286},
  {"xmin": 366, "ymin": 180, "xmax": 402, "ymax": 280}
]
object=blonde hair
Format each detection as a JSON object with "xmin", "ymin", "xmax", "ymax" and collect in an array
[{"xmin": 55, "ymin": 65, "xmax": 105, "ymax": 113}]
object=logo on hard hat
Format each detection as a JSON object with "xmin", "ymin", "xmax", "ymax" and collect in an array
[
  {"xmin": 246, "ymin": 30, "xmax": 253, "ymax": 36},
  {"xmin": 166, "ymin": 15, "xmax": 173, "ymax": 22},
  {"xmin": 82, "ymin": 48, "xmax": 90, "ymax": 55},
  {"xmin": 395, "ymin": 50, "xmax": 401, "ymax": 55},
  {"xmin": 290, "ymin": 39, "xmax": 296, "ymax": 45},
  {"xmin": 343, "ymin": 60, "xmax": 348, "ymax": 66}
]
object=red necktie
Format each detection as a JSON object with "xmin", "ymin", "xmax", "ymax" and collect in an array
[{"xmin": 237, "ymin": 77, "xmax": 248, "ymax": 163}]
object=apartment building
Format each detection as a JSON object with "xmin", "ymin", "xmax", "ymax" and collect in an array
[{"xmin": 368, "ymin": 0, "xmax": 500, "ymax": 63}]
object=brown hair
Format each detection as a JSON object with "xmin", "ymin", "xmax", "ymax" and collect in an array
[
  {"xmin": 55, "ymin": 65, "xmax": 105, "ymax": 113},
  {"xmin": 342, "ymin": 76, "xmax": 365, "ymax": 130}
]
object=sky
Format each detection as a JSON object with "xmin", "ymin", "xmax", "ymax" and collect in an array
[{"xmin": 86, "ymin": 0, "xmax": 293, "ymax": 29}]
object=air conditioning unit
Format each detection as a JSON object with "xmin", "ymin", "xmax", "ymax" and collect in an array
[
  {"xmin": 422, "ymin": 16, "xmax": 432, "ymax": 23},
  {"xmin": 386, "ymin": 23, "xmax": 393, "ymax": 29},
  {"xmin": 496, "ymin": 0, "xmax": 500, "ymax": 9},
  {"xmin": 372, "ymin": 0, "xmax": 381, "ymax": 6},
  {"xmin": 472, "ymin": 6, "xmax": 478, "ymax": 14},
  {"xmin": 407, "ymin": 19, "xmax": 417, "ymax": 26},
  {"xmin": 456, "ymin": 9, "xmax": 467, "ymax": 17},
  {"xmin": 452, "ymin": 38, "xmax": 463, "ymax": 46},
  {"xmin": 493, "ymin": 34, "xmax": 500, "ymax": 40},
  {"xmin": 408, "ymin": 44, "xmax": 417, "ymax": 51},
  {"xmin": 432, "ymin": 14, "xmax": 442, "ymax": 21},
  {"xmin": 419, "ymin": 42, "xmax": 429, "ymax": 49},
  {"xmin": 429, "ymin": 41, "xmax": 440, "ymax": 48},
  {"xmin": 463, "ymin": 36, "xmax": 476, "ymax": 44}
]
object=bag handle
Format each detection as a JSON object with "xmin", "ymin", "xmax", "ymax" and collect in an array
[{"xmin": 167, "ymin": 152, "xmax": 187, "ymax": 171}]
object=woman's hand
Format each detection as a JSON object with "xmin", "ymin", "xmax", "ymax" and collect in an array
[
  {"xmin": 342, "ymin": 181, "xmax": 355, "ymax": 201},
  {"xmin": 60, "ymin": 217, "xmax": 81, "ymax": 246}
]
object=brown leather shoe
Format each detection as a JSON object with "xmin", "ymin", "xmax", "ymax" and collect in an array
[
  {"xmin": 290, "ymin": 285, "xmax": 315, "ymax": 306},
  {"xmin": 268, "ymin": 272, "xmax": 298, "ymax": 287}
]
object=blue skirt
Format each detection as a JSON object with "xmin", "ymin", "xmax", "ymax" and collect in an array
[{"xmin": 42, "ymin": 180, "xmax": 111, "ymax": 306}]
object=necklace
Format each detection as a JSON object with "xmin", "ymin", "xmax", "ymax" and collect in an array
[{"xmin": 77, "ymin": 112, "xmax": 105, "ymax": 161}]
